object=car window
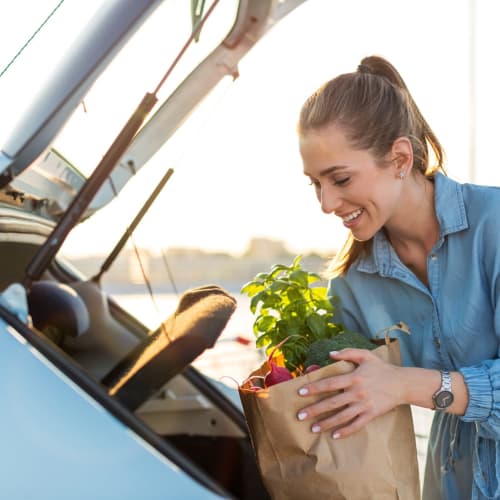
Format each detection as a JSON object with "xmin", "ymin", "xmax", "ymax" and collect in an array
[
  {"xmin": 0, "ymin": 0, "xmax": 239, "ymax": 177},
  {"xmin": 52, "ymin": 0, "xmax": 239, "ymax": 177},
  {"xmin": 0, "ymin": 1, "xmax": 104, "ymax": 146}
]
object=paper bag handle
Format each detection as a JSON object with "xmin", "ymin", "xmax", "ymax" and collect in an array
[{"xmin": 375, "ymin": 321, "xmax": 411, "ymax": 345}]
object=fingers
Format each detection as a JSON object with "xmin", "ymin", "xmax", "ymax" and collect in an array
[
  {"xmin": 301, "ymin": 402, "xmax": 375, "ymax": 440},
  {"xmin": 309, "ymin": 403, "xmax": 362, "ymax": 436},
  {"xmin": 295, "ymin": 348, "xmax": 391, "ymax": 439},
  {"xmin": 329, "ymin": 347, "xmax": 374, "ymax": 364},
  {"xmin": 334, "ymin": 412, "xmax": 372, "ymax": 439},
  {"xmin": 298, "ymin": 349, "xmax": 374, "ymax": 397},
  {"xmin": 298, "ymin": 372, "xmax": 353, "ymax": 397},
  {"xmin": 297, "ymin": 377, "xmax": 369, "ymax": 422},
  {"xmin": 297, "ymin": 389, "xmax": 352, "ymax": 422}
]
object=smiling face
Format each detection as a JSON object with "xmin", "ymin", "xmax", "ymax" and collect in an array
[{"xmin": 300, "ymin": 124, "xmax": 408, "ymax": 242}]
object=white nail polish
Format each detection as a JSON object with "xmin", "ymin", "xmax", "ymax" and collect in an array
[
  {"xmin": 332, "ymin": 432, "xmax": 341, "ymax": 439},
  {"xmin": 298, "ymin": 387, "xmax": 309, "ymax": 396},
  {"xmin": 312, "ymin": 424, "xmax": 321, "ymax": 433},
  {"xmin": 297, "ymin": 412, "xmax": 307, "ymax": 421}
]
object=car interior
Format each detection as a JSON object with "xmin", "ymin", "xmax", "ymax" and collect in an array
[{"xmin": 0, "ymin": 214, "xmax": 269, "ymax": 499}]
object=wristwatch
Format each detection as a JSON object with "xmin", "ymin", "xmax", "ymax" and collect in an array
[{"xmin": 432, "ymin": 370, "xmax": 454, "ymax": 410}]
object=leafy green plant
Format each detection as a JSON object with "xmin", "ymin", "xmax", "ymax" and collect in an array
[{"xmin": 240, "ymin": 255, "xmax": 342, "ymax": 371}]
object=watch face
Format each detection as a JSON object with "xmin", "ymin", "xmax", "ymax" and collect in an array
[{"xmin": 434, "ymin": 390, "xmax": 454, "ymax": 409}]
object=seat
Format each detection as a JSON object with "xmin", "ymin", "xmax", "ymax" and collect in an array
[{"xmin": 101, "ymin": 285, "xmax": 237, "ymax": 411}]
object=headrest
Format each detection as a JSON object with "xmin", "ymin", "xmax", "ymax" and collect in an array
[
  {"xmin": 27, "ymin": 281, "xmax": 90, "ymax": 344},
  {"xmin": 103, "ymin": 284, "xmax": 237, "ymax": 410}
]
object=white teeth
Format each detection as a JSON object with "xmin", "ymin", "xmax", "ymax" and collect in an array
[{"xmin": 342, "ymin": 209, "xmax": 363, "ymax": 222}]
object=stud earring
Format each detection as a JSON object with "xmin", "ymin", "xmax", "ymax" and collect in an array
[{"xmin": 398, "ymin": 171, "xmax": 405, "ymax": 180}]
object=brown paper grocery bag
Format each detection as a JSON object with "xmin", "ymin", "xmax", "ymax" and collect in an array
[{"xmin": 239, "ymin": 339, "xmax": 421, "ymax": 500}]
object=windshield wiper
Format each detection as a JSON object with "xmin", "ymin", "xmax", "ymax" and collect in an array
[{"xmin": 91, "ymin": 166, "xmax": 174, "ymax": 284}]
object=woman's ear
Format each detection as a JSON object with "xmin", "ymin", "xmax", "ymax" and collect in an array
[{"xmin": 391, "ymin": 136, "xmax": 413, "ymax": 177}]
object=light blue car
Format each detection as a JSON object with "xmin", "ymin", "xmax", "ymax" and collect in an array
[{"xmin": 0, "ymin": 1, "xmax": 305, "ymax": 498}]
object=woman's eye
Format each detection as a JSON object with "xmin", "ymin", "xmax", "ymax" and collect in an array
[{"xmin": 334, "ymin": 177, "xmax": 350, "ymax": 186}]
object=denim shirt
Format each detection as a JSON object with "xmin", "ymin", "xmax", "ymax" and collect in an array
[{"xmin": 328, "ymin": 173, "xmax": 500, "ymax": 499}]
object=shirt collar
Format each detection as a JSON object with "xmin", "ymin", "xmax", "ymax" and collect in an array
[
  {"xmin": 433, "ymin": 172, "xmax": 468, "ymax": 236},
  {"xmin": 356, "ymin": 172, "xmax": 469, "ymax": 275}
]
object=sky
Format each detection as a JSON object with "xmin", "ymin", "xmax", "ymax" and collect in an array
[{"xmin": 1, "ymin": 0, "xmax": 500, "ymax": 259}]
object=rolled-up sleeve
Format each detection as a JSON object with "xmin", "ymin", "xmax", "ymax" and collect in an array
[
  {"xmin": 459, "ymin": 261, "xmax": 500, "ymax": 439},
  {"xmin": 460, "ymin": 360, "xmax": 500, "ymax": 439}
]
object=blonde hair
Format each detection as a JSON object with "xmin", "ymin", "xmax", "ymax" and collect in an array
[{"xmin": 298, "ymin": 55, "xmax": 446, "ymax": 277}]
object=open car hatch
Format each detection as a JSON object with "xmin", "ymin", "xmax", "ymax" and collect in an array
[{"xmin": 0, "ymin": 0, "xmax": 305, "ymax": 223}]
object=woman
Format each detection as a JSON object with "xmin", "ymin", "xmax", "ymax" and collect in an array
[{"xmin": 295, "ymin": 55, "xmax": 500, "ymax": 499}]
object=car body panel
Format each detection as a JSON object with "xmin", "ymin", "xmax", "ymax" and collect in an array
[{"xmin": 0, "ymin": 285, "xmax": 223, "ymax": 499}]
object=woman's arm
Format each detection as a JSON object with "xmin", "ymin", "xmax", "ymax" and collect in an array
[{"xmin": 400, "ymin": 365, "xmax": 468, "ymax": 414}]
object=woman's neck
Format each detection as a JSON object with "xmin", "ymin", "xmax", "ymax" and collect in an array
[{"xmin": 385, "ymin": 175, "xmax": 439, "ymax": 256}]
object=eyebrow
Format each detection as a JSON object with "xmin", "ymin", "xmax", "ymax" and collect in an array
[{"xmin": 304, "ymin": 165, "xmax": 349, "ymax": 177}]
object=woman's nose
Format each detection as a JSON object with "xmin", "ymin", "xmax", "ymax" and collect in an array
[{"xmin": 319, "ymin": 186, "xmax": 342, "ymax": 214}]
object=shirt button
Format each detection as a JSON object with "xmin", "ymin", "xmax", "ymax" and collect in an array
[
  {"xmin": 434, "ymin": 339, "xmax": 441, "ymax": 348},
  {"xmin": 430, "ymin": 254, "xmax": 437, "ymax": 261}
]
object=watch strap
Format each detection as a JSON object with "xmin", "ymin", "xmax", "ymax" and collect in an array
[
  {"xmin": 440, "ymin": 370, "xmax": 452, "ymax": 391},
  {"xmin": 432, "ymin": 370, "xmax": 453, "ymax": 410}
]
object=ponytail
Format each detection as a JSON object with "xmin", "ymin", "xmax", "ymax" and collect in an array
[{"xmin": 357, "ymin": 56, "xmax": 445, "ymax": 177}]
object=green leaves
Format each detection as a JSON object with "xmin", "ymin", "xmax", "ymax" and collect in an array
[
  {"xmin": 289, "ymin": 269, "xmax": 309, "ymax": 288},
  {"xmin": 241, "ymin": 255, "xmax": 343, "ymax": 371},
  {"xmin": 254, "ymin": 315, "xmax": 276, "ymax": 334}
]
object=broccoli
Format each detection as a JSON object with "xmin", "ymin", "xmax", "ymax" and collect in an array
[{"xmin": 304, "ymin": 331, "xmax": 376, "ymax": 368}]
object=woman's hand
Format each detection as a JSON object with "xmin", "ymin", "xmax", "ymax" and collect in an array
[{"xmin": 296, "ymin": 348, "xmax": 405, "ymax": 439}]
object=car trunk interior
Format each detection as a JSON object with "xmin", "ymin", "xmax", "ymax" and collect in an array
[{"xmin": 0, "ymin": 217, "xmax": 269, "ymax": 499}]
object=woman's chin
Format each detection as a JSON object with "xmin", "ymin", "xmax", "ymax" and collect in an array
[{"xmin": 351, "ymin": 227, "xmax": 376, "ymax": 242}]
